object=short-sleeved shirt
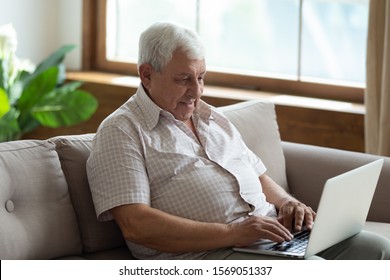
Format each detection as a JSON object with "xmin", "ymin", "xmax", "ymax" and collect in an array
[{"xmin": 86, "ymin": 84, "xmax": 276, "ymax": 259}]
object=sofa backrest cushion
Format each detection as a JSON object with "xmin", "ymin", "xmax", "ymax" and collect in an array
[
  {"xmin": 0, "ymin": 140, "xmax": 82, "ymax": 259},
  {"xmin": 51, "ymin": 134, "xmax": 126, "ymax": 253},
  {"xmin": 218, "ymin": 100, "xmax": 288, "ymax": 191}
]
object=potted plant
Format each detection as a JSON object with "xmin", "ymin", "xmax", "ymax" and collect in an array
[{"xmin": 0, "ymin": 24, "xmax": 98, "ymax": 142}]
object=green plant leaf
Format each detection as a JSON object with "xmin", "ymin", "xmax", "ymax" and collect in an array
[
  {"xmin": 35, "ymin": 45, "xmax": 75, "ymax": 73},
  {"xmin": 19, "ymin": 45, "xmax": 76, "ymax": 87},
  {"xmin": 8, "ymin": 79, "xmax": 23, "ymax": 105},
  {"xmin": 0, "ymin": 87, "xmax": 10, "ymax": 118},
  {"xmin": 18, "ymin": 67, "xmax": 58, "ymax": 110},
  {"xmin": 0, "ymin": 108, "xmax": 21, "ymax": 142},
  {"xmin": 55, "ymin": 80, "xmax": 83, "ymax": 93},
  {"xmin": 17, "ymin": 67, "xmax": 59, "ymax": 133},
  {"xmin": 31, "ymin": 89, "xmax": 98, "ymax": 128},
  {"xmin": 0, "ymin": 43, "xmax": 98, "ymax": 138}
]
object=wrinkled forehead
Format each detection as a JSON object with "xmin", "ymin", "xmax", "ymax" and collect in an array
[{"xmin": 164, "ymin": 50, "xmax": 206, "ymax": 74}]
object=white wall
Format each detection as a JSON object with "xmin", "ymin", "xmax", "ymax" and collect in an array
[{"xmin": 0, "ymin": 0, "xmax": 83, "ymax": 69}]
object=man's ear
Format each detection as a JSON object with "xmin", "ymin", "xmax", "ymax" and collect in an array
[{"xmin": 139, "ymin": 64, "xmax": 153, "ymax": 88}]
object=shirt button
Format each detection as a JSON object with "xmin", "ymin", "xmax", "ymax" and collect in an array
[{"xmin": 5, "ymin": 200, "xmax": 15, "ymax": 213}]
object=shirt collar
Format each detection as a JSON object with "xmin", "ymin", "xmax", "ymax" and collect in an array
[
  {"xmin": 134, "ymin": 84, "xmax": 162, "ymax": 131},
  {"xmin": 134, "ymin": 83, "xmax": 214, "ymax": 130},
  {"xmin": 194, "ymin": 99, "xmax": 213, "ymax": 121}
]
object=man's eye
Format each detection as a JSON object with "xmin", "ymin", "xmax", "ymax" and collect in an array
[{"xmin": 176, "ymin": 77, "xmax": 189, "ymax": 84}]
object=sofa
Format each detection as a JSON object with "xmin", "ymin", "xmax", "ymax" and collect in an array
[{"xmin": 1, "ymin": 100, "xmax": 389, "ymax": 260}]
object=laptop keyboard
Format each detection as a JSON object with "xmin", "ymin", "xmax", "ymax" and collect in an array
[{"xmin": 270, "ymin": 230, "xmax": 310, "ymax": 254}]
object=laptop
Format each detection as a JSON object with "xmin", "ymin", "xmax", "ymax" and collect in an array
[{"xmin": 233, "ymin": 158, "xmax": 384, "ymax": 259}]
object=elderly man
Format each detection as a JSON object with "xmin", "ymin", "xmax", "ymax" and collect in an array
[{"xmin": 87, "ymin": 22, "xmax": 390, "ymax": 260}]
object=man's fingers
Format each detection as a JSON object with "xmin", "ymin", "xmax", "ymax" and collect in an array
[
  {"xmin": 262, "ymin": 217, "xmax": 294, "ymax": 241},
  {"xmin": 304, "ymin": 207, "xmax": 316, "ymax": 229},
  {"xmin": 249, "ymin": 216, "xmax": 293, "ymax": 242},
  {"xmin": 278, "ymin": 205, "xmax": 294, "ymax": 232},
  {"xmin": 278, "ymin": 201, "xmax": 317, "ymax": 232},
  {"xmin": 293, "ymin": 206, "xmax": 305, "ymax": 231}
]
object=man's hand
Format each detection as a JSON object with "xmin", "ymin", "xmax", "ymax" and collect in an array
[
  {"xmin": 230, "ymin": 215, "xmax": 294, "ymax": 247},
  {"xmin": 259, "ymin": 174, "xmax": 316, "ymax": 233},
  {"xmin": 277, "ymin": 199, "xmax": 316, "ymax": 232}
]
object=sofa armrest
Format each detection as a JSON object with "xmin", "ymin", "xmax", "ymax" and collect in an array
[{"xmin": 282, "ymin": 141, "xmax": 390, "ymax": 223}]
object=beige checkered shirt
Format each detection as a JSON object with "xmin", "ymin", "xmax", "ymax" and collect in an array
[{"xmin": 87, "ymin": 84, "xmax": 276, "ymax": 259}]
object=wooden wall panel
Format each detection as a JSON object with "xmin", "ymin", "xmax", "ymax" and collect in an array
[{"xmin": 275, "ymin": 106, "xmax": 364, "ymax": 152}]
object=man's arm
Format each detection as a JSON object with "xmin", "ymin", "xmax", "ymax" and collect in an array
[
  {"xmin": 260, "ymin": 174, "xmax": 316, "ymax": 232},
  {"xmin": 111, "ymin": 203, "xmax": 293, "ymax": 253}
]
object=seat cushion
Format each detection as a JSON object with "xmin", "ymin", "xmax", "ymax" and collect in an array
[
  {"xmin": 0, "ymin": 140, "xmax": 82, "ymax": 259},
  {"xmin": 51, "ymin": 134, "xmax": 126, "ymax": 253},
  {"xmin": 218, "ymin": 100, "xmax": 288, "ymax": 191}
]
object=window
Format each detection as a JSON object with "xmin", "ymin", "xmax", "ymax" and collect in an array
[{"xmin": 88, "ymin": 0, "xmax": 368, "ymax": 103}]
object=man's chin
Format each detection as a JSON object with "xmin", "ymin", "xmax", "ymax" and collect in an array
[
  {"xmin": 174, "ymin": 104, "xmax": 196, "ymax": 120},
  {"xmin": 175, "ymin": 111, "xmax": 194, "ymax": 122}
]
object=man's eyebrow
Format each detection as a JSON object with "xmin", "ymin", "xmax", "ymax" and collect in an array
[
  {"xmin": 176, "ymin": 71, "xmax": 206, "ymax": 77},
  {"xmin": 174, "ymin": 73, "xmax": 192, "ymax": 78}
]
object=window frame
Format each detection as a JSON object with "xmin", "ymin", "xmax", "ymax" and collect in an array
[{"xmin": 82, "ymin": 0, "xmax": 364, "ymax": 103}]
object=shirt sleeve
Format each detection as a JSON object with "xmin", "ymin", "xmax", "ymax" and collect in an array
[
  {"xmin": 226, "ymin": 116, "xmax": 267, "ymax": 177},
  {"xmin": 86, "ymin": 124, "xmax": 150, "ymax": 221},
  {"xmin": 212, "ymin": 107, "xmax": 267, "ymax": 177},
  {"xmin": 244, "ymin": 144, "xmax": 267, "ymax": 177}
]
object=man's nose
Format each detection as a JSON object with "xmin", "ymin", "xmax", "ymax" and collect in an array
[{"xmin": 189, "ymin": 79, "xmax": 203, "ymax": 98}]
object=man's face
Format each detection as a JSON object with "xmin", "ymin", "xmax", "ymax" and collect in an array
[{"xmin": 141, "ymin": 50, "xmax": 206, "ymax": 122}]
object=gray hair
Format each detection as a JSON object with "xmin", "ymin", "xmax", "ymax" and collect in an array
[{"xmin": 138, "ymin": 22, "xmax": 205, "ymax": 73}]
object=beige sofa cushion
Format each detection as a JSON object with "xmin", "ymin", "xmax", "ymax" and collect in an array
[
  {"xmin": 51, "ymin": 134, "xmax": 127, "ymax": 254},
  {"xmin": 218, "ymin": 100, "xmax": 288, "ymax": 191},
  {"xmin": 0, "ymin": 140, "xmax": 81, "ymax": 259}
]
